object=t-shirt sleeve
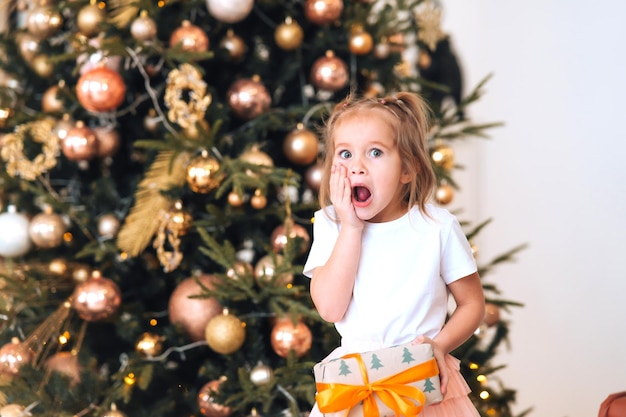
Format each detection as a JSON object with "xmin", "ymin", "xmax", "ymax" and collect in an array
[
  {"xmin": 440, "ymin": 215, "xmax": 477, "ymax": 284},
  {"xmin": 302, "ymin": 209, "xmax": 338, "ymax": 278}
]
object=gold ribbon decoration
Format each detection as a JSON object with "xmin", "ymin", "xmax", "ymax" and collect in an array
[
  {"xmin": 316, "ymin": 353, "xmax": 439, "ymax": 417},
  {"xmin": 164, "ymin": 63, "xmax": 212, "ymax": 129}
]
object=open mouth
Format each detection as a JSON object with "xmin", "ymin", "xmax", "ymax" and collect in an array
[{"xmin": 352, "ymin": 186, "xmax": 372, "ymax": 203}]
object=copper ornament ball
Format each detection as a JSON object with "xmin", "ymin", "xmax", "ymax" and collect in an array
[
  {"xmin": 254, "ymin": 254, "xmax": 293, "ymax": 286},
  {"xmin": 283, "ymin": 127, "xmax": 319, "ymax": 165},
  {"xmin": 93, "ymin": 126, "xmax": 121, "ymax": 158},
  {"xmin": 28, "ymin": 208, "xmax": 66, "ymax": 248},
  {"xmin": 44, "ymin": 351, "xmax": 81, "ymax": 384},
  {"xmin": 304, "ymin": 0, "xmax": 344, "ymax": 25},
  {"xmin": 42, "ymin": 84, "xmax": 65, "ymax": 113},
  {"xmin": 219, "ymin": 30, "xmax": 247, "ymax": 62},
  {"xmin": 349, "ymin": 29, "xmax": 374, "ymax": 55},
  {"xmin": 270, "ymin": 317, "xmax": 313, "ymax": 358},
  {"xmin": 170, "ymin": 20, "xmax": 209, "ymax": 52},
  {"xmin": 483, "ymin": 303, "xmax": 501, "ymax": 327},
  {"xmin": 227, "ymin": 78, "xmax": 271, "ymax": 120},
  {"xmin": 270, "ymin": 222, "xmax": 311, "ymax": 256},
  {"xmin": 305, "ymin": 162, "xmax": 324, "ymax": 192},
  {"xmin": 310, "ymin": 52, "xmax": 349, "ymax": 92},
  {"xmin": 168, "ymin": 274, "xmax": 223, "ymax": 342},
  {"xmin": 198, "ymin": 379, "xmax": 232, "ymax": 417},
  {"xmin": 62, "ymin": 122, "xmax": 98, "ymax": 161},
  {"xmin": 71, "ymin": 272, "xmax": 122, "ymax": 321},
  {"xmin": 434, "ymin": 183, "xmax": 454, "ymax": 205},
  {"xmin": 0, "ymin": 338, "xmax": 33, "ymax": 375},
  {"xmin": 227, "ymin": 191, "xmax": 245, "ymax": 207},
  {"xmin": 76, "ymin": 66, "xmax": 126, "ymax": 113},
  {"xmin": 249, "ymin": 193, "xmax": 267, "ymax": 210}
]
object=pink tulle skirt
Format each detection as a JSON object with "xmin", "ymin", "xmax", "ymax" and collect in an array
[{"xmin": 309, "ymin": 348, "xmax": 479, "ymax": 417}]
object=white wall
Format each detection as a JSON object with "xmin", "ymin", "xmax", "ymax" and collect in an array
[{"xmin": 441, "ymin": 1, "xmax": 626, "ymax": 416}]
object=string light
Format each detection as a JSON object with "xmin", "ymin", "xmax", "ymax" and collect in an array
[
  {"xmin": 149, "ymin": 318, "xmax": 158, "ymax": 326},
  {"xmin": 477, "ymin": 374, "xmax": 487, "ymax": 383},
  {"xmin": 124, "ymin": 372, "xmax": 136, "ymax": 385},
  {"xmin": 480, "ymin": 390, "xmax": 490, "ymax": 400}
]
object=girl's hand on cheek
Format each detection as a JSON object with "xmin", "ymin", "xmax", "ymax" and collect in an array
[{"xmin": 329, "ymin": 164, "xmax": 362, "ymax": 228}]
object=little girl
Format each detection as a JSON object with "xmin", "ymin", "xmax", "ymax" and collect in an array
[{"xmin": 304, "ymin": 92, "xmax": 485, "ymax": 417}]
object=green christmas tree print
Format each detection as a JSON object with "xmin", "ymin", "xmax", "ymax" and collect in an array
[
  {"xmin": 402, "ymin": 347, "xmax": 416, "ymax": 364},
  {"xmin": 423, "ymin": 378, "xmax": 436, "ymax": 393},
  {"xmin": 370, "ymin": 354, "xmax": 384, "ymax": 370},
  {"xmin": 339, "ymin": 360, "xmax": 352, "ymax": 376}
]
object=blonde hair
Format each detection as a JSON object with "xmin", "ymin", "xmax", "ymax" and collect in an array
[{"xmin": 318, "ymin": 91, "xmax": 436, "ymax": 217}]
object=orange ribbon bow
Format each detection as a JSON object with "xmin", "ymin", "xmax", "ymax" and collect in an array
[{"xmin": 315, "ymin": 352, "xmax": 439, "ymax": 417}]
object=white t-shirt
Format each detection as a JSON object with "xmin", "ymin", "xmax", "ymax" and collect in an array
[{"xmin": 303, "ymin": 204, "xmax": 477, "ymax": 351}]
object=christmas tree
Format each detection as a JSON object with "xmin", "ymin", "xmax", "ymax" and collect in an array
[{"xmin": 0, "ymin": 1, "xmax": 527, "ymax": 416}]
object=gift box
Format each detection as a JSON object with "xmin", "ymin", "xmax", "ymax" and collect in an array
[{"xmin": 313, "ymin": 342, "xmax": 443, "ymax": 417}]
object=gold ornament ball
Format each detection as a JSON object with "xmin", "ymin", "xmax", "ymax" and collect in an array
[
  {"xmin": 0, "ymin": 404, "xmax": 30, "ymax": 417},
  {"xmin": 434, "ymin": 183, "xmax": 454, "ymax": 205},
  {"xmin": 76, "ymin": 4, "xmax": 106, "ymax": 37},
  {"xmin": 219, "ymin": 30, "xmax": 247, "ymax": 62},
  {"xmin": 226, "ymin": 261, "xmax": 253, "ymax": 281},
  {"xmin": 304, "ymin": 0, "xmax": 344, "ymax": 25},
  {"xmin": 26, "ymin": 5, "xmax": 63, "ymax": 40},
  {"xmin": 483, "ymin": 303, "xmax": 501, "ymax": 327},
  {"xmin": 44, "ymin": 351, "xmax": 81, "ymax": 385},
  {"xmin": 72, "ymin": 271, "xmax": 122, "ymax": 321},
  {"xmin": 204, "ymin": 309, "xmax": 246, "ymax": 355},
  {"xmin": 168, "ymin": 274, "xmax": 223, "ymax": 342},
  {"xmin": 0, "ymin": 338, "xmax": 33, "ymax": 375},
  {"xmin": 283, "ymin": 127, "xmax": 319, "ymax": 165},
  {"xmin": 250, "ymin": 361, "xmax": 273, "ymax": 386},
  {"xmin": 62, "ymin": 122, "xmax": 98, "ymax": 161},
  {"xmin": 135, "ymin": 332, "xmax": 163, "ymax": 358},
  {"xmin": 186, "ymin": 152, "xmax": 223, "ymax": 194},
  {"xmin": 227, "ymin": 77, "xmax": 271, "ymax": 120},
  {"xmin": 93, "ymin": 126, "xmax": 121, "ymax": 158},
  {"xmin": 227, "ymin": 191, "xmax": 245, "ymax": 207},
  {"xmin": 270, "ymin": 221, "xmax": 310, "ymax": 256},
  {"xmin": 53, "ymin": 114, "xmax": 74, "ymax": 141},
  {"xmin": 28, "ymin": 207, "xmax": 66, "ymax": 248},
  {"xmin": 76, "ymin": 66, "xmax": 126, "ymax": 113},
  {"xmin": 250, "ymin": 193, "xmax": 267, "ymax": 210},
  {"xmin": 206, "ymin": 0, "xmax": 254, "ymax": 24},
  {"xmin": 254, "ymin": 254, "xmax": 293, "ymax": 286},
  {"xmin": 42, "ymin": 84, "xmax": 65, "ymax": 113},
  {"xmin": 270, "ymin": 317, "xmax": 312, "ymax": 358},
  {"xmin": 31, "ymin": 54, "xmax": 54, "ymax": 78},
  {"xmin": 349, "ymin": 27, "xmax": 374, "ymax": 55},
  {"xmin": 305, "ymin": 162, "xmax": 323, "ymax": 192},
  {"xmin": 274, "ymin": 17, "xmax": 304, "ymax": 51},
  {"xmin": 97, "ymin": 213, "xmax": 121, "ymax": 239},
  {"xmin": 143, "ymin": 109, "xmax": 160, "ymax": 132},
  {"xmin": 198, "ymin": 379, "xmax": 232, "ymax": 417},
  {"xmin": 310, "ymin": 51, "xmax": 349, "ymax": 92},
  {"xmin": 16, "ymin": 32, "xmax": 39, "ymax": 62},
  {"xmin": 170, "ymin": 20, "xmax": 209, "ymax": 53},
  {"xmin": 49, "ymin": 258, "xmax": 68, "ymax": 276},
  {"xmin": 430, "ymin": 144, "xmax": 455, "ymax": 170},
  {"xmin": 239, "ymin": 146, "xmax": 274, "ymax": 177},
  {"xmin": 72, "ymin": 264, "xmax": 91, "ymax": 283},
  {"xmin": 130, "ymin": 11, "xmax": 157, "ymax": 42}
]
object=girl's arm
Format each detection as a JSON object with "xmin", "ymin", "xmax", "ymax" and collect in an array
[
  {"xmin": 435, "ymin": 271, "xmax": 486, "ymax": 354},
  {"xmin": 310, "ymin": 164, "xmax": 364, "ymax": 323},
  {"xmin": 309, "ymin": 224, "xmax": 363, "ymax": 323},
  {"xmin": 414, "ymin": 271, "xmax": 484, "ymax": 395}
]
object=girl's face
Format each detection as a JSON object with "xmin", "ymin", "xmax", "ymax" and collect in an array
[{"xmin": 332, "ymin": 112, "xmax": 411, "ymax": 223}]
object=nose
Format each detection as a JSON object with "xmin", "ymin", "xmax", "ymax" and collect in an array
[{"xmin": 350, "ymin": 158, "xmax": 366, "ymax": 175}]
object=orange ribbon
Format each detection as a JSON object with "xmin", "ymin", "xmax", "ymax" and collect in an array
[{"xmin": 315, "ymin": 353, "xmax": 439, "ymax": 417}]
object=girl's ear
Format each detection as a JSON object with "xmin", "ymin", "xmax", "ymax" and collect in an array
[{"xmin": 400, "ymin": 169, "xmax": 412, "ymax": 184}]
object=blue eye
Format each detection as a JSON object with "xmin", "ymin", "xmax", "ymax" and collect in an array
[
  {"xmin": 339, "ymin": 150, "xmax": 352, "ymax": 159},
  {"xmin": 369, "ymin": 148, "xmax": 383, "ymax": 157}
]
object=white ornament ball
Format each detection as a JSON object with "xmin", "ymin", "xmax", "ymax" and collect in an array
[
  {"xmin": 0, "ymin": 207, "xmax": 32, "ymax": 258},
  {"xmin": 206, "ymin": 0, "xmax": 254, "ymax": 23}
]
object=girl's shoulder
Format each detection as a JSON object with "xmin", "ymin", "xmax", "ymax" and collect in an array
[{"xmin": 413, "ymin": 203, "xmax": 457, "ymax": 224}]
